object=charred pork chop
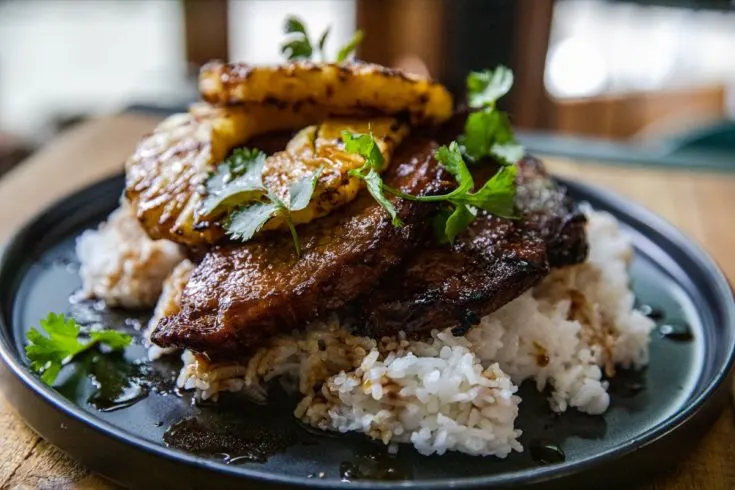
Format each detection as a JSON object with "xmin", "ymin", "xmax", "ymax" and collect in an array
[
  {"xmin": 360, "ymin": 156, "xmax": 588, "ymax": 338},
  {"xmin": 151, "ymin": 137, "xmax": 451, "ymax": 358}
]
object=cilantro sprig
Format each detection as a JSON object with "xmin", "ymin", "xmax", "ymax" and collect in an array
[
  {"xmin": 281, "ymin": 16, "xmax": 363, "ymax": 62},
  {"xmin": 282, "ymin": 17, "xmax": 316, "ymax": 60},
  {"xmin": 342, "ymin": 135, "xmax": 518, "ymax": 244},
  {"xmin": 462, "ymin": 66, "xmax": 524, "ymax": 165},
  {"xmin": 200, "ymin": 147, "xmax": 321, "ymax": 256},
  {"xmin": 226, "ymin": 168, "xmax": 322, "ymax": 257},
  {"xmin": 342, "ymin": 131, "xmax": 402, "ymax": 226},
  {"xmin": 385, "ymin": 142, "xmax": 517, "ymax": 243},
  {"xmin": 336, "ymin": 31, "xmax": 364, "ymax": 62},
  {"xmin": 25, "ymin": 313, "xmax": 131, "ymax": 386}
]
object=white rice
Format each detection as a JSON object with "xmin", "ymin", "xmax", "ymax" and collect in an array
[
  {"xmin": 168, "ymin": 209, "xmax": 655, "ymax": 457},
  {"xmin": 76, "ymin": 202, "xmax": 184, "ymax": 309},
  {"xmin": 467, "ymin": 206, "xmax": 653, "ymax": 414},
  {"xmin": 297, "ymin": 332, "xmax": 522, "ymax": 457},
  {"xmin": 176, "ymin": 316, "xmax": 377, "ymax": 404}
]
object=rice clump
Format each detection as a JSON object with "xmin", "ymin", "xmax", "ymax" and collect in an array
[
  {"xmin": 298, "ymin": 332, "xmax": 522, "ymax": 457},
  {"xmin": 76, "ymin": 203, "xmax": 184, "ymax": 309}
]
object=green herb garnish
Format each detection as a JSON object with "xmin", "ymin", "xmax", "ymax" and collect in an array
[
  {"xmin": 282, "ymin": 16, "xmax": 314, "ymax": 60},
  {"xmin": 203, "ymin": 144, "xmax": 321, "ymax": 256},
  {"xmin": 225, "ymin": 168, "xmax": 322, "ymax": 256},
  {"xmin": 25, "ymin": 313, "xmax": 131, "ymax": 386},
  {"xmin": 342, "ymin": 136, "xmax": 518, "ymax": 244},
  {"xmin": 317, "ymin": 27, "xmax": 331, "ymax": 60},
  {"xmin": 466, "ymin": 67, "xmax": 514, "ymax": 109},
  {"xmin": 462, "ymin": 66, "xmax": 524, "ymax": 165},
  {"xmin": 389, "ymin": 142, "xmax": 517, "ymax": 243},
  {"xmin": 201, "ymin": 148, "xmax": 267, "ymax": 217},
  {"xmin": 336, "ymin": 30, "xmax": 364, "ymax": 62},
  {"xmin": 281, "ymin": 15, "xmax": 363, "ymax": 62},
  {"xmin": 342, "ymin": 131, "xmax": 402, "ymax": 226}
]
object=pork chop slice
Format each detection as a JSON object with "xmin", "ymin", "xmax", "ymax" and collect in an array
[{"xmin": 359, "ymin": 155, "xmax": 588, "ymax": 339}]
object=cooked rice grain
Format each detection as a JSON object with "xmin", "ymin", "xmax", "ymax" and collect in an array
[
  {"xmin": 298, "ymin": 334, "xmax": 522, "ymax": 457},
  {"xmin": 76, "ymin": 203, "xmax": 184, "ymax": 309}
]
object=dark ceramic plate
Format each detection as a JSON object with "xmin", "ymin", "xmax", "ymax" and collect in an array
[{"xmin": 0, "ymin": 175, "xmax": 733, "ymax": 490}]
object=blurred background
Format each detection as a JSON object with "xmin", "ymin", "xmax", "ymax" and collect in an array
[{"xmin": 1, "ymin": 0, "xmax": 734, "ymax": 174}]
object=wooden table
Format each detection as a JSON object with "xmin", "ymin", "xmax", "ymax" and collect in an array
[{"xmin": 0, "ymin": 115, "xmax": 732, "ymax": 489}]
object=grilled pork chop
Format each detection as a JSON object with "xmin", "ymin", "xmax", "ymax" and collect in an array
[
  {"xmin": 151, "ymin": 137, "xmax": 451, "ymax": 358},
  {"xmin": 360, "ymin": 155, "xmax": 588, "ymax": 338}
]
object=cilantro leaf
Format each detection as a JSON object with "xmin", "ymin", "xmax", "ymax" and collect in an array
[
  {"xmin": 364, "ymin": 169, "xmax": 402, "ymax": 226},
  {"xmin": 90, "ymin": 330, "xmax": 133, "ymax": 350},
  {"xmin": 462, "ymin": 107, "xmax": 523, "ymax": 165},
  {"xmin": 317, "ymin": 27, "xmax": 330, "ymax": 61},
  {"xmin": 462, "ymin": 110, "xmax": 496, "ymax": 162},
  {"xmin": 41, "ymin": 363, "xmax": 62, "ymax": 386},
  {"xmin": 202, "ymin": 148, "xmax": 267, "ymax": 216},
  {"xmin": 459, "ymin": 165, "xmax": 518, "ymax": 219},
  {"xmin": 336, "ymin": 30, "xmax": 364, "ymax": 62},
  {"xmin": 225, "ymin": 201, "xmax": 280, "ymax": 242},
  {"xmin": 435, "ymin": 142, "xmax": 474, "ymax": 198},
  {"xmin": 288, "ymin": 168, "xmax": 322, "ymax": 211},
  {"xmin": 341, "ymin": 130, "xmax": 401, "ymax": 225},
  {"xmin": 25, "ymin": 313, "xmax": 132, "ymax": 386},
  {"xmin": 282, "ymin": 16, "xmax": 352, "ymax": 63},
  {"xmin": 461, "ymin": 65, "xmax": 525, "ymax": 165},
  {"xmin": 223, "ymin": 168, "xmax": 322, "ymax": 256},
  {"xmin": 282, "ymin": 16, "xmax": 313, "ymax": 60},
  {"xmin": 467, "ymin": 66, "xmax": 513, "ymax": 108},
  {"xmin": 443, "ymin": 204, "xmax": 477, "ymax": 244},
  {"xmin": 284, "ymin": 16, "xmax": 308, "ymax": 36},
  {"xmin": 343, "ymin": 130, "xmax": 385, "ymax": 171},
  {"xmin": 282, "ymin": 39, "xmax": 312, "ymax": 61},
  {"xmin": 283, "ymin": 169, "xmax": 322, "ymax": 256},
  {"xmin": 26, "ymin": 313, "xmax": 84, "ymax": 367},
  {"xmin": 432, "ymin": 206, "xmax": 454, "ymax": 244}
]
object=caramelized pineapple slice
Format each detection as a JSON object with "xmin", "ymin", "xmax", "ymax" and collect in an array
[
  {"xmin": 199, "ymin": 61, "xmax": 453, "ymax": 126},
  {"xmin": 125, "ymin": 103, "xmax": 407, "ymax": 248},
  {"xmin": 259, "ymin": 118, "xmax": 408, "ymax": 231},
  {"xmin": 125, "ymin": 104, "xmax": 331, "ymax": 246}
]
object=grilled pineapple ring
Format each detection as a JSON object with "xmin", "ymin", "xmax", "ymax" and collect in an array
[
  {"xmin": 125, "ymin": 104, "xmax": 407, "ymax": 247},
  {"xmin": 200, "ymin": 61, "xmax": 453, "ymax": 126},
  {"xmin": 126, "ymin": 104, "xmax": 338, "ymax": 246},
  {"xmin": 259, "ymin": 118, "xmax": 408, "ymax": 231}
]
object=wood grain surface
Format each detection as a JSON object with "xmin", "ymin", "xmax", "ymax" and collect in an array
[{"xmin": 0, "ymin": 115, "xmax": 732, "ymax": 489}]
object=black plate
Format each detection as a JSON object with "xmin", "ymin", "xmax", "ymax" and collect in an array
[{"xmin": 0, "ymin": 175, "xmax": 733, "ymax": 489}]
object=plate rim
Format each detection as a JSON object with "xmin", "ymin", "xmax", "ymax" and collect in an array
[{"xmin": 0, "ymin": 173, "xmax": 733, "ymax": 489}]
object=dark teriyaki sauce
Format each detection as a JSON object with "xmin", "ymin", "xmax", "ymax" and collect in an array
[
  {"xmin": 163, "ymin": 387, "xmax": 311, "ymax": 463},
  {"xmin": 339, "ymin": 447, "xmax": 412, "ymax": 482},
  {"xmin": 614, "ymin": 380, "xmax": 646, "ymax": 397},
  {"xmin": 529, "ymin": 439, "xmax": 565, "ymax": 465},
  {"xmin": 659, "ymin": 321, "xmax": 694, "ymax": 342},
  {"xmin": 638, "ymin": 304, "xmax": 665, "ymax": 321},
  {"xmin": 163, "ymin": 417, "xmax": 294, "ymax": 464},
  {"xmin": 608, "ymin": 368, "xmax": 647, "ymax": 398},
  {"xmin": 89, "ymin": 378, "xmax": 150, "ymax": 412}
]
